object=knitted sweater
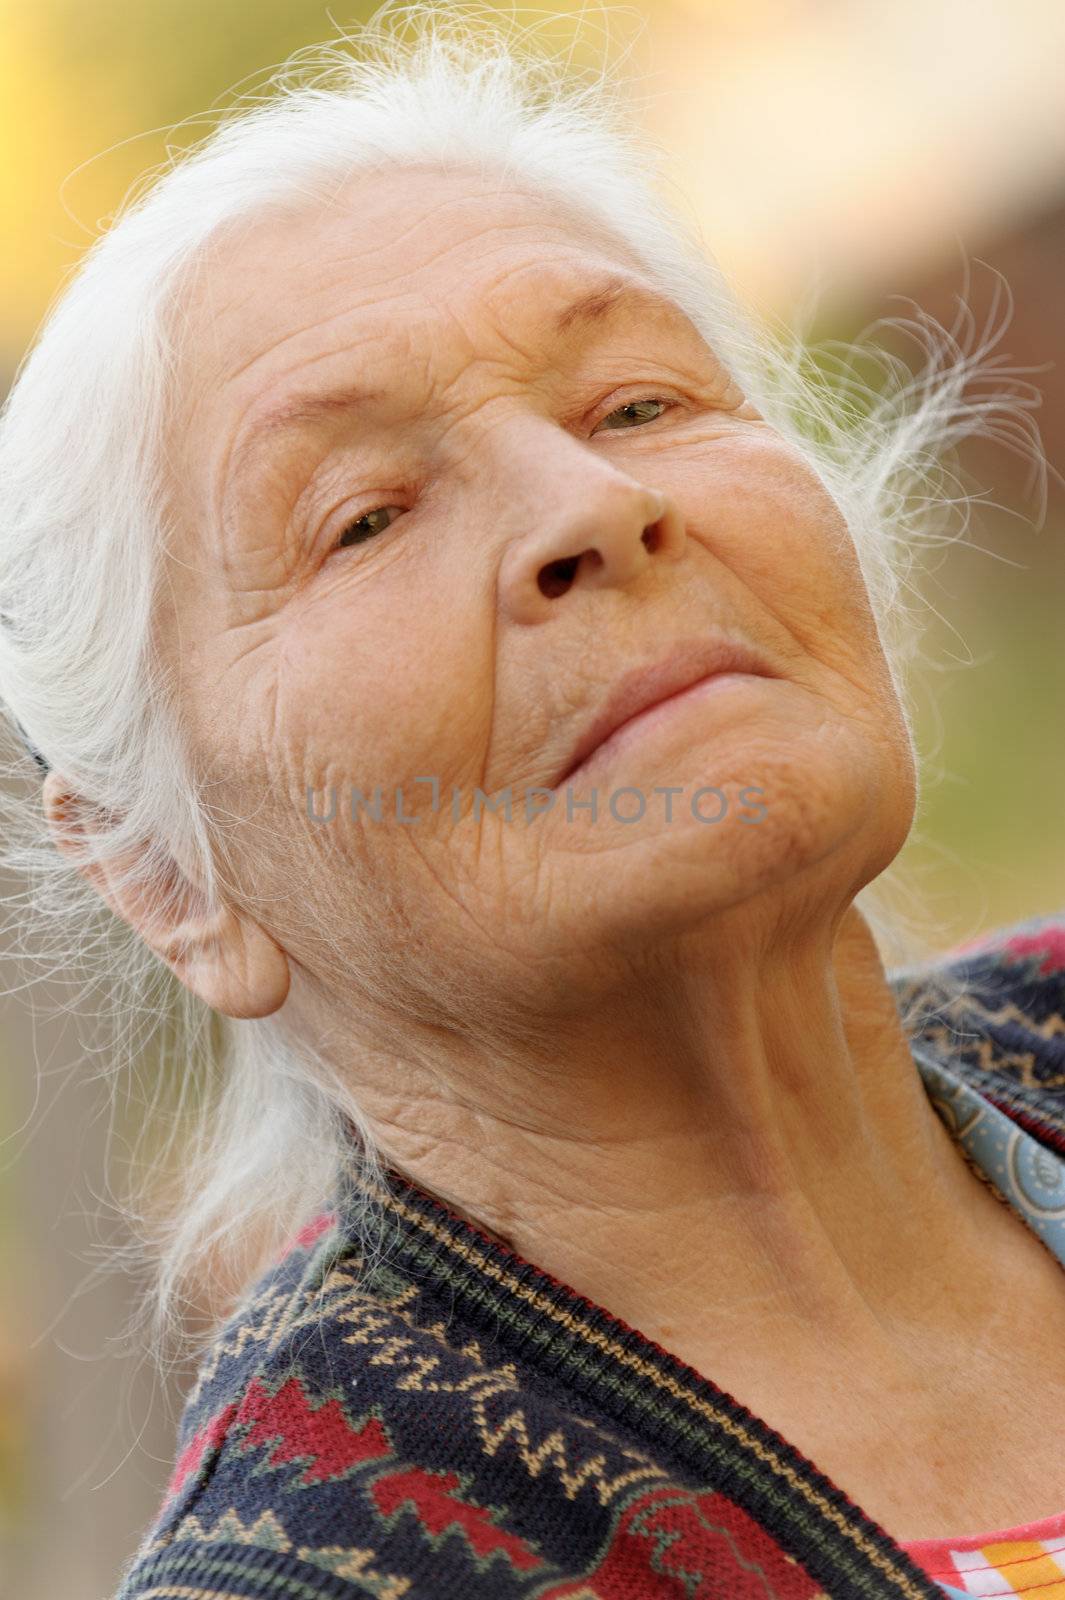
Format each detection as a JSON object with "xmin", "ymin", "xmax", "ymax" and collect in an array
[{"xmin": 112, "ymin": 913, "xmax": 1065, "ymax": 1600}]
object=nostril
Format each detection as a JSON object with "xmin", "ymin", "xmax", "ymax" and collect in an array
[
  {"xmin": 535, "ymin": 511, "xmax": 664, "ymax": 599},
  {"xmin": 538, "ymin": 554, "xmax": 580, "ymax": 599}
]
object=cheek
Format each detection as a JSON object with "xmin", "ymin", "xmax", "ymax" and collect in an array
[
  {"xmin": 699, "ymin": 436, "xmax": 883, "ymax": 672},
  {"xmin": 279, "ymin": 575, "xmax": 491, "ymax": 795}
]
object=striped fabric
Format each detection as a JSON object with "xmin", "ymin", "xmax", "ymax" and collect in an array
[
  {"xmin": 111, "ymin": 912, "xmax": 1065, "ymax": 1600},
  {"xmin": 902, "ymin": 1508, "xmax": 1065, "ymax": 1597}
]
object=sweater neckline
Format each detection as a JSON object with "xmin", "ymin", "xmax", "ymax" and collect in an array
[{"xmin": 337, "ymin": 1144, "xmax": 948, "ymax": 1600}]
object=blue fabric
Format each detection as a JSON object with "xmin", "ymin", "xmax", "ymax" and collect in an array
[{"xmin": 913, "ymin": 1042, "xmax": 1065, "ymax": 1274}]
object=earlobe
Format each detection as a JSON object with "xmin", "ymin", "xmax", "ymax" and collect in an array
[
  {"xmin": 162, "ymin": 902, "xmax": 291, "ymax": 1019},
  {"xmin": 41, "ymin": 772, "xmax": 290, "ymax": 1019}
]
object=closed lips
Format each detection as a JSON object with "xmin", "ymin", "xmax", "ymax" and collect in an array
[{"xmin": 552, "ymin": 636, "xmax": 777, "ymax": 788}]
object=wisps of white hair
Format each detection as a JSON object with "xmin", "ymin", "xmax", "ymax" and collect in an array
[{"xmin": 0, "ymin": 0, "xmax": 1053, "ymax": 1372}]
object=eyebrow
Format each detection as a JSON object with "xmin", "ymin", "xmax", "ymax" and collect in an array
[{"xmin": 228, "ymin": 273, "xmax": 701, "ymax": 490}]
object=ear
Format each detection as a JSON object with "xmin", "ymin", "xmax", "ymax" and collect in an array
[{"xmin": 42, "ymin": 772, "xmax": 290, "ymax": 1019}]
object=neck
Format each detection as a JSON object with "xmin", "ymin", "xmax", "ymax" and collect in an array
[{"xmin": 289, "ymin": 901, "xmax": 1007, "ymax": 1396}]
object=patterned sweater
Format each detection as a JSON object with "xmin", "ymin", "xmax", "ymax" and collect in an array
[{"xmin": 112, "ymin": 913, "xmax": 1065, "ymax": 1600}]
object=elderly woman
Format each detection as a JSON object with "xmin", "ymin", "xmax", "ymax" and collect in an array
[{"xmin": 2, "ymin": 9, "xmax": 1063, "ymax": 1600}]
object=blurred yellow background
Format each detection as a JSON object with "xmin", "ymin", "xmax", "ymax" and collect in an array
[{"xmin": 2, "ymin": 2, "xmax": 1063, "ymax": 1594}]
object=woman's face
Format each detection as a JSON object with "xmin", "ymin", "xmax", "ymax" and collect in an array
[{"xmin": 162, "ymin": 164, "xmax": 916, "ymax": 1020}]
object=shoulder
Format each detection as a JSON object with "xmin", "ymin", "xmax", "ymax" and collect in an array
[
  {"xmin": 110, "ymin": 1202, "xmax": 684, "ymax": 1599},
  {"xmin": 112, "ymin": 1203, "xmax": 366, "ymax": 1595},
  {"xmin": 114, "ymin": 1202, "xmax": 502, "ymax": 1596},
  {"xmin": 888, "ymin": 908, "xmax": 1065, "ymax": 1147}
]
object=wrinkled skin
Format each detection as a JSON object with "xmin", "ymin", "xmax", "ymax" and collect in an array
[{"xmin": 44, "ymin": 165, "xmax": 1065, "ymax": 1535}]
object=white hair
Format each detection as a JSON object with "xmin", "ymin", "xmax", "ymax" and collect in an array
[{"xmin": 0, "ymin": 0, "xmax": 1050, "ymax": 1365}]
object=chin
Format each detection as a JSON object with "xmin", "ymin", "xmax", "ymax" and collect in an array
[{"xmin": 535, "ymin": 743, "xmax": 905, "ymax": 948}]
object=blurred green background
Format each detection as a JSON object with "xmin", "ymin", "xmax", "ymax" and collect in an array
[{"xmin": 1, "ymin": 1, "xmax": 1063, "ymax": 1594}]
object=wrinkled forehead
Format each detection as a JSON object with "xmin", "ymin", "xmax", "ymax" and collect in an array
[{"xmin": 164, "ymin": 165, "xmax": 653, "ymax": 489}]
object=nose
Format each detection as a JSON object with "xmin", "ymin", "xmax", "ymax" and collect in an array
[{"xmin": 496, "ymin": 447, "xmax": 688, "ymax": 625}]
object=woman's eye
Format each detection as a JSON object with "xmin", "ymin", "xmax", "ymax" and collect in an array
[
  {"xmin": 594, "ymin": 396, "xmax": 673, "ymax": 432},
  {"xmin": 330, "ymin": 398, "xmax": 672, "ymax": 553},
  {"xmin": 335, "ymin": 504, "xmax": 403, "ymax": 551}
]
